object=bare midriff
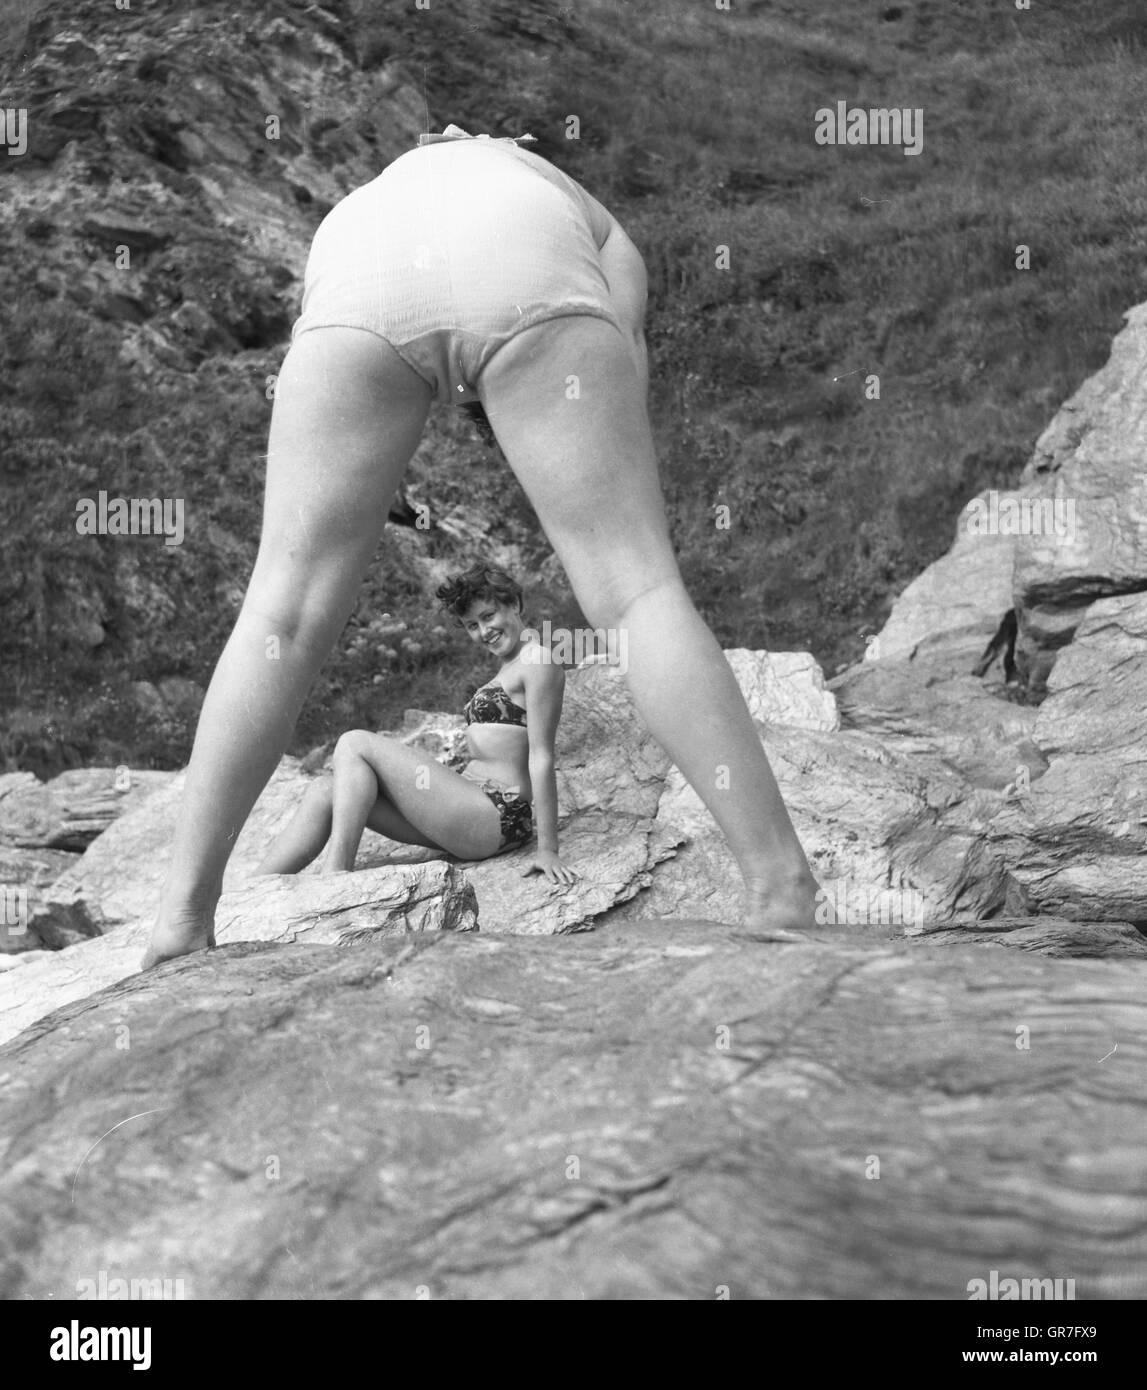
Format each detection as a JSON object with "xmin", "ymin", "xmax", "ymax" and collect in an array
[{"xmin": 461, "ymin": 723, "xmax": 532, "ymax": 796}]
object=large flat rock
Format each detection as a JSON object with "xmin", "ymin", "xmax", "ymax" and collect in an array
[
  {"xmin": 1, "ymin": 921, "xmax": 1144, "ymax": 1299},
  {"xmin": 0, "ymin": 863, "xmax": 476, "ymax": 1049}
]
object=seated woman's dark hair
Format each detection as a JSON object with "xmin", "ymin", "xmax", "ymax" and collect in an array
[{"xmin": 436, "ymin": 562, "xmax": 524, "ymax": 621}]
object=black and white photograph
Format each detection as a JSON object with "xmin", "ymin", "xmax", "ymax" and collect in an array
[{"xmin": 1, "ymin": 0, "xmax": 1144, "ymax": 1333}]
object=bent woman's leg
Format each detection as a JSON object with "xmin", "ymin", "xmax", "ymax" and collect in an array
[
  {"xmin": 477, "ymin": 315, "xmax": 818, "ymax": 935},
  {"xmin": 143, "ymin": 328, "xmax": 433, "ymax": 965}
]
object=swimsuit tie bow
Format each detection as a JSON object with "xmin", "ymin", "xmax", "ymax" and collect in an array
[{"xmin": 418, "ymin": 122, "xmax": 537, "ymax": 147}]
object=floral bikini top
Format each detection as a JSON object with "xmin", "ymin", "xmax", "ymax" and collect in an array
[{"xmin": 464, "ymin": 680, "xmax": 528, "ymax": 727}]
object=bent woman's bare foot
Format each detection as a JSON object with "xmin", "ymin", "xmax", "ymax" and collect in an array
[
  {"xmin": 140, "ymin": 911, "xmax": 216, "ymax": 970},
  {"xmin": 740, "ymin": 872, "xmax": 824, "ymax": 942}
]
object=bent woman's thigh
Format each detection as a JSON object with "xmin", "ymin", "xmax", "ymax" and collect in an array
[
  {"xmin": 475, "ymin": 314, "xmax": 679, "ymax": 621},
  {"xmin": 245, "ymin": 327, "xmax": 433, "ymax": 633}
]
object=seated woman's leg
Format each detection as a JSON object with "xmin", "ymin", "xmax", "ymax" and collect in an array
[
  {"xmin": 477, "ymin": 315, "xmax": 819, "ymax": 936},
  {"xmin": 255, "ymin": 745, "xmax": 471, "ymax": 876},
  {"xmin": 323, "ymin": 731, "xmax": 455, "ymax": 869},
  {"xmin": 324, "ymin": 730, "xmax": 503, "ymax": 869},
  {"xmin": 142, "ymin": 328, "xmax": 433, "ymax": 966},
  {"xmin": 254, "ymin": 775, "xmax": 335, "ymax": 875}
]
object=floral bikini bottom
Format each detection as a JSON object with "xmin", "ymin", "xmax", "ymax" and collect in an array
[
  {"xmin": 481, "ymin": 783, "xmax": 533, "ymax": 854},
  {"xmin": 462, "ymin": 769, "xmax": 533, "ymax": 854}
]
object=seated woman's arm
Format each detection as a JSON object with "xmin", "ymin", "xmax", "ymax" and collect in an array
[{"xmin": 522, "ymin": 660, "xmax": 575, "ymax": 883}]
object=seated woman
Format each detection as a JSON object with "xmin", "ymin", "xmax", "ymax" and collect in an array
[{"xmin": 254, "ymin": 563, "xmax": 577, "ymax": 885}]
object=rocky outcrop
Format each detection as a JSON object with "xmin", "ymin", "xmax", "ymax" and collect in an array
[
  {"xmin": 829, "ymin": 657, "xmax": 1046, "ymax": 791},
  {"xmin": 0, "ymin": 767, "xmax": 174, "ymax": 850},
  {"xmin": 0, "ymin": 861, "xmax": 478, "ymax": 1052},
  {"xmin": 837, "ymin": 300, "xmax": 1147, "ymax": 930},
  {"xmin": 0, "ymin": 768, "xmax": 176, "ymax": 953},
  {"xmin": 872, "ymin": 303, "xmax": 1147, "ymax": 699},
  {"xmin": 4, "ymin": 0, "xmax": 428, "ymax": 370},
  {"xmin": 3, "ymin": 921, "xmax": 1145, "ymax": 1299},
  {"xmin": 1013, "ymin": 301, "xmax": 1147, "ymax": 695},
  {"xmin": 871, "ymin": 489, "xmax": 1022, "ymax": 672},
  {"xmin": 986, "ymin": 591, "xmax": 1147, "ymax": 921},
  {"xmin": 0, "ymin": 844, "xmax": 76, "ymax": 955}
]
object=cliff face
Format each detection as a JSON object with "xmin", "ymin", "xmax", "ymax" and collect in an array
[
  {"xmin": 835, "ymin": 301, "xmax": 1147, "ymax": 923},
  {"xmin": 6, "ymin": 1, "xmax": 467, "ymax": 367}
]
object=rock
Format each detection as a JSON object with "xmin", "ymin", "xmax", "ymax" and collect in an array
[
  {"xmin": 871, "ymin": 488, "xmax": 1022, "ymax": 671},
  {"xmin": 394, "ymin": 708, "xmax": 468, "ymax": 766},
  {"xmin": 2, "ymin": 922, "xmax": 1145, "ymax": 1299},
  {"xmin": 0, "ymin": 950, "xmax": 55, "ymax": 972},
  {"xmin": 0, "ymin": 844, "xmax": 78, "ymax": 953},
  {"xmin": 0, "ymin": 862, "xmax": 476, "ymax": 1049},
  {"xmin": 0, "ymin": 773, "xmax": 41, "ymax": 805},
  {"xmin": 0, "ymin": 843, "xmax": 76, "ymax": 898},
  {"xmin": 1013, "ymin": 301, "xmax": 1147, "ymax": 695},
  {"xmin": 602, "ymin": 719, "xmax": 1011, "ymax": 931},
  {"xmin": 9, "ymin": 630, "xmax": 1147, "ymax": 1045},
  {"xmin": 37, "ymin": 759, "xmax": 320, "ymax": 928},
  {"xmin": 430, "ymin": 813, "xmax": 684, "ymax": 937},
  {"xmin": 987, "ymin": 591, "xmax": 1147, "ymax": 921},
  {"xmin": 0, "ymin": 767, "xmax": 176, "ymax": 850},
  {"xmin": 554, "ymin": 662, "xmax": 671, "ymax": 820},
  {"xmin": 829, "ymin": 655, "xmax": 1045, "ymax": 790},
  {"xmin": 870, "ymin": 303, "xmax": 1147, "ymax": 699},
  {"xmin": 723, "ymin": 648, "xmax": 839, "ymax": 731},
  {"xmin": 26, "ymin": 895, "xmax": 112, "ymax": 952},
  {"xmin": 215, "ymin": 862, "xmax": 477, "ymax": 944},
  {"xmin": 79, "ymin": 214, "xmax": 173, "ymax": 253},
  {"xmin": 913, "ymin": 916, "xmax": 1147, "ymax": 959}
]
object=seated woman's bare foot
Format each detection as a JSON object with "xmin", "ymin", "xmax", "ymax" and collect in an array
[
  {"xmin": 140, "ymin": 911, "xmax": 216, "ymax": 970},
  {"xmin": 741, "ymin": 873, "xmax": 825, "ymax": 942}
]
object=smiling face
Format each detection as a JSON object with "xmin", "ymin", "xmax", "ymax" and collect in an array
[{"xmin": 459, "ymin": 595, "xmax": 525, "ymax": 660}]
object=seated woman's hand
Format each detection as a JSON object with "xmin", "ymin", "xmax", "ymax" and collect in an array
[{"xmin": 520, "ymin": 849, "xmax": 578, "ymax": 886}]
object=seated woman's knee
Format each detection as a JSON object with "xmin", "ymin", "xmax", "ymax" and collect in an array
[{"xmin": 333, "ymin": 728, "xmax": 374, "ymax": 761}]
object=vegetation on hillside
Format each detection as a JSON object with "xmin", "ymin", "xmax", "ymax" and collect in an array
[{"xmin": 2, "ymin": 0, "xmax": 1146, "ymax": 774}]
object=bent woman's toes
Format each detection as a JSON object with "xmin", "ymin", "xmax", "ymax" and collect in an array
[
  {"xmin": 140, "ymin": 913, "xmax": 216, "ymax": 970},
  {"xmin": 741, "ymin": 876, "xmax": 823, "ymax": 942}
]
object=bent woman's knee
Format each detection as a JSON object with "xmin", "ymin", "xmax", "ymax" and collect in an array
[{"xmin": 585, "ymin": 571, "xmax": 687, "ymax": 631}]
